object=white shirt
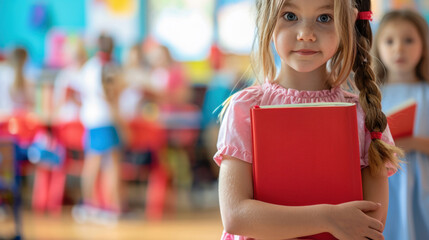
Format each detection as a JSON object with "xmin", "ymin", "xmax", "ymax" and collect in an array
[{"xmin": 71, "ymin": 57, "xmax": 113, "ymax": 128}]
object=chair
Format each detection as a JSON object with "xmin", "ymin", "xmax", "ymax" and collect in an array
[
  {"xmin": 31, "ymin": 120, "xmax": 85, "ymax": 215},
  {"xmin": 124, "ymin": 117, "xmax": 169, "ymax": 220},
  {"xmin": 7, "ymin": 112, "xmax": 41, "ymax": 176},
  {"xmin": 54, "ymin": 120, "xmax": 85, "ymax": 176}
]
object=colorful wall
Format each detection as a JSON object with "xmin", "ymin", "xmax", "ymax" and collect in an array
[
  {"xmin": 0, "ymin": 0, "xmax": 148, "ymax": 67},
  {"xmin": 1, "ymin": 0, "xmax": 428, "ymax": 67}
]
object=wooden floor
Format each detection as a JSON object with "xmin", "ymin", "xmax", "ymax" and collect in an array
[{"xmin": 0, "ymin": 207, "xmax": 223, "ymax": 240}]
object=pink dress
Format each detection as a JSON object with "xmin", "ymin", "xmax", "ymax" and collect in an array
[{"xmin": 214, "ymin": 82, "xmax": 396, "ymax": 240}]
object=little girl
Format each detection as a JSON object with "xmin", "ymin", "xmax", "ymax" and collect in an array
[
  {"xmin": 214, "ymin": 0, "xmax": 402, "ymax": 239},
  {"xmin": 71, "ymin": 35, "xmax": 124, "ymax": 225},
  {"xmin": 373, "ymin": 9, "xmax": 429, "ymax": 240}
]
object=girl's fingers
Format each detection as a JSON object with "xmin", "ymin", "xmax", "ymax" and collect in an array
[
  {"xmin": 365, "ymin": 228, "xmax": 385, "ymax": 240},
  {"xmin": 368, "ymin": 217, "xmax": 384, "ymax": 232},
  {"xmin": 354, "ymin": 201, "xmax": 381, "ymax": 212}
]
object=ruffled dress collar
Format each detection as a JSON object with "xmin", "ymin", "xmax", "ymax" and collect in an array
[{"xmin": 260, "ymin": 82, "xmax": 346, "ymax": 104}]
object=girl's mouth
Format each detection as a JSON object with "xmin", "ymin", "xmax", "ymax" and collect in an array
[{"xmin": 294, "ymin": 49, "xmax": 319, "ymax": 55}]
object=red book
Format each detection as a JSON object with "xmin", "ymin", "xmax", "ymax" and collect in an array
[
  {"xmin": 251, "ymin": 103, "xmax": 363, "ymax": 240},
  {"xmin": 386, "ymin": 99, "xmax": 417, "ymax": 140}
]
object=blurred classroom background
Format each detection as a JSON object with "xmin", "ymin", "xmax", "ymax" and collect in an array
[{"xmin": 0, "ymin": 0, "xmax": 428, "ymax": 239}]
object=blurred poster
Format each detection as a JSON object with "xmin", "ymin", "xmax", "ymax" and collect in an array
[
  {"xmin": 86, "ymin": 0, "xmax": 139, "ymax": 47},
  {"xmin": 45, "ymin": 29, "xmax": 85, "ymax": 68},
  {"xmin": 149, "ymin": 0, "xmax": 215, "ymax": 61},
  {"xmin": 217, "ymin": 0, "xmax": 256, "ymax": 55}
]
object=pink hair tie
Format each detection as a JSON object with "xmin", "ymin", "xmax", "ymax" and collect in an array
[
  {"xmin": 370, "ymin": 132, "xmax": 382, "ymax": 140},
  {"xmin": 357, "ymin": 11, "xmax": 373, "ymax": 21}
]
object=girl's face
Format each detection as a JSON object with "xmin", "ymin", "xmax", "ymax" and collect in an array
[
  {"xmin": 377, "ymin": 20, "xmax": 423, "ymax": 76},
  {"xmin": 272, "ymin": 0, "xmax": 338, "ymax": 73}
]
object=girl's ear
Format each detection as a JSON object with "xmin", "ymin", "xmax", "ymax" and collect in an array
[{"xmin": 353, "ymin": 8, "xmax": 358, "ymax": 23}]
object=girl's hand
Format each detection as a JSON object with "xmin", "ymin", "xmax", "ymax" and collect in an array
[
  {"xmin": 394, "ymin": 137, "xmax": 415, "ymax": 152},
  {"xmin": 327, "ymin": 201, "xmax": 385, "ymax": 240}
]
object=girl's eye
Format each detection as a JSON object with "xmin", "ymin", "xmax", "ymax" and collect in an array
[
  {"xmin": 284, "ymin": 12, "xmax": 298, "ymax": 21},
  {"xmin": 386, "ymin": 38, "xmax": 393, "ymax": 45},
  {"xmin": 317, "ymin": 14, "xmax": 332, "ymax": 23},
  {"xmin": 405, "ymin": 37, "xmax": 414, "ymax": 44}
]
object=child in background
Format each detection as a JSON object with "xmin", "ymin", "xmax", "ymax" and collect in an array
[
  {"xmin": 52, "ymin": 38, "xmax": 87, "ymax": 123},
  {"xmin": 214, "ymin": 0, "xmax": 402, "ymax": 239},
  {"xmin": 0, "ymin": 48, "xmax": 34, "ymax": 113},
  {"xmin": 29, "ymin": 39, "xmax": 88, "ymax": 216},
  {"xmin": 147, "ymin": 44, "xmax": 190, "ymax": 106},
  {"xmin": 71, "ymin": 34, "xmax": 124, "ymax": 225},
  {"xmin": 120, "ymin": 44, "xmax": 148, "ymax": 119},
  {"xmin": 101, "ymin": 64, "xmax": 129, "ymax": 146},
  {"xmin": 373, "ymin": 9, "xmax": 429, "ymax": 240}
]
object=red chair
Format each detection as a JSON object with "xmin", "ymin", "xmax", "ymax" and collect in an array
[
  {"xmin": 0, "ymin": 120, "xmax": 9, "ymax": 138},
  {"xmin": 5, "ymin": 112, "xmax": 42, "ymax": 177},
  {"xmin": 159, "ymin": 104, "xmax": 200, "ymax": 147},
  {"xmin": 31, "ymin": 120, "xmax": 86, "ymax": 215},
  {"xmin": 125, "ymin": 117, "xmax": 169, "ymax": 220},
  {"xmin": 7, "ymin": 112, "xmax": 41, "ymax": 147},
  {"xmin": 128, "ymin": 118, "xmax": 167, "ymax": 151},
  {"xmin": 55, "ymin": 120, "xmax": 85, "ymax": 176}
]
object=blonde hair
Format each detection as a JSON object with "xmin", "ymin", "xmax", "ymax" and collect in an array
[
  {"xmin": 223, "ymin": 0, "xmax": 403, "ymax": 174},
  {"xmin": 373, "ymin": 9, "xmax": 429, "ymax": 84}
]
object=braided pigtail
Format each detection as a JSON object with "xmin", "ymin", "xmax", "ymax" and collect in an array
[{"xmin": 353, "ymin": 0, "xmax": 403, "ymax": 175}]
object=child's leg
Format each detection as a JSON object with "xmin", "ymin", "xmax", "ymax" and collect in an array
[
  {"xmin": 81, "ymin": 153, "xmax": 102, "ymax": 206},
  {"xmin": 47, "ymin": 167, "xmax": 66, "ymax": 215},
  {"xmin": 32, "ymin": 167, "xmax": 50, "ymax": 213},
  {"xmin": 101, "ymin": 149, "xmax": 121, "ymax": 212}
]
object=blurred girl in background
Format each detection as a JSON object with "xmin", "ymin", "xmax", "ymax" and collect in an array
[
  {"xmin": 147, "ymin": 44, "xmax": 190, "ymax": 106},
  {"xmin": 52, "ymin": 38, "xmax": 87, "ymax": 123},
  {"xmin": 72, "ymin": 35, "xmax": 125, "ymax": 225},
  {"xmin": 373, "ymin": 9, "xmax": 429, "ymax": 240}
]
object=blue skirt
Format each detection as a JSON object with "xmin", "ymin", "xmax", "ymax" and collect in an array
[
  {"xmin": 85, "ymin": 126, "xmax": 120, "ymax": 154},
  {"xmin": 384, "ymin": 152, "xmax": 429, "ymax": 240}
]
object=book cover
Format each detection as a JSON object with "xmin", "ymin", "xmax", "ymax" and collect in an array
[
  {"xmin": 386, "ymin": 99, "xmax": 417, "ymax": 140},
  {"xmin": 250, "ymin": 102, "xmax": 362, "ymax": 240}
]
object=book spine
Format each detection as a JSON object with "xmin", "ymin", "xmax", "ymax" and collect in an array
[
  {"xmin": 348, "ymin": 105, "xmax": 363, "ymax": 199},
  {"xmin": 250, "ymin": 107, "xmax": 258, "ymax": 199}
]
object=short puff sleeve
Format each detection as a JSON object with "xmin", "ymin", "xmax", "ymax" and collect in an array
[{"xmin": 213, "ymin": 87, "xmax": 262, "ymax": 165}]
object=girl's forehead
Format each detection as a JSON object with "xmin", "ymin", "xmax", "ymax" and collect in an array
[
  {"xmin": 381, "ymin": 20, "xmax": 420, "ymax": 37},
  {"xmin": 280, "ymin": 0, "xmax": 334, "ymax": 8}
]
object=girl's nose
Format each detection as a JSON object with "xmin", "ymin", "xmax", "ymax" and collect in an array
[
  {"xmin": 393, "ymin": 41, "xmax": 404, "ymax": 53},
  {"xmin": 297, "ymin": 22, "xmax": 316, "ymax": 42}
]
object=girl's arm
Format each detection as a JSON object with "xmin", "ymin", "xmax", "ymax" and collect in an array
[
  {"xmin": 361, "ymin": 167, "xmax": 389, "ymax": 228},
  {"xmin": 395, "ymin": 137, "xmax": 429, "ymax": 155},
  {"xmin": 219, "ymin": 157, "xmax": 385, "ymax": 240}
]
